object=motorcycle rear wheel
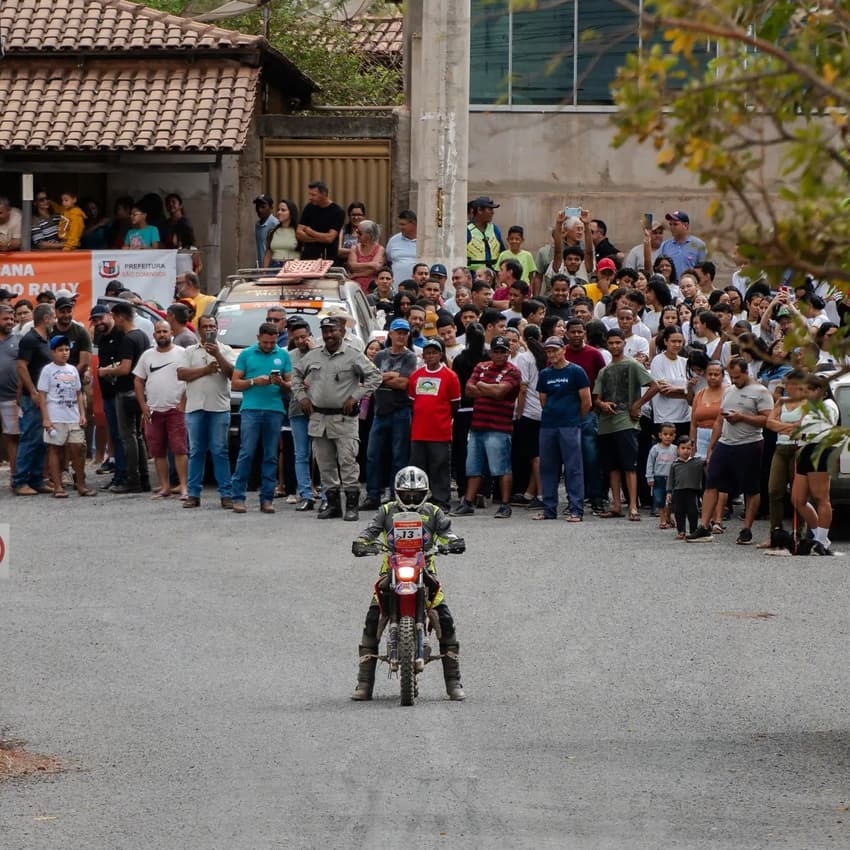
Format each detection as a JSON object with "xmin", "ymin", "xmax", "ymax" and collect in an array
[{"xmin": 399, "ymin": 616, "xmax": 416, "ymax": 707}]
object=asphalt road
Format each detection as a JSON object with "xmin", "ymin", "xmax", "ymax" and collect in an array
[{"xmin": 2, "ymin": 476, "xmax": 850, "ymax": 849}]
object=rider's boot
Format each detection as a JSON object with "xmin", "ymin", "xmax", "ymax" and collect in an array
[
  {"xmin": 317, "ymin": 488, "xmax": 342, "ymax": 519},
  {"xmin": 440, "ymin": 637, "xmax": 465, "ymax": 701},
  {"xmin": 343, "ymin": 488, "xmax": 360, "ymax": 522},
  {"xmin": 351, "ymin": 641, "xmax": 378, "ymax": 700}
]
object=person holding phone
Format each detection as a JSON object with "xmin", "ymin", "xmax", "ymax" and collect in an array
[{"xmin": 176, "ymin": 315, "xmax": 237, "ymax": 509}]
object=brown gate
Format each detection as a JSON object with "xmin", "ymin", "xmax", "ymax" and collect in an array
[{"xmin": 263, "ymin": 139, "xmax": 392, "ymax": 234}]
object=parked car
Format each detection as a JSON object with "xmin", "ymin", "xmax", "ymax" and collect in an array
[
  {"xmin": 829, "ymin": 370, "xmax": 850, "ymax": 507},
  {"xmin": 210, "ymin": 262, "xmax": 379, "ymax": 464}
]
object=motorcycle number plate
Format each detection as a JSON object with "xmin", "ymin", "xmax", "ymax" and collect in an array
[{"xmin": 392, "ymin": 513, "xmax": 423, "ymax": 556}]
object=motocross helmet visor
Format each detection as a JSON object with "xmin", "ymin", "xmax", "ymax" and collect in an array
[{"xmin": 396, "ymin": 488, "xmax": 428, "ymax": 510}]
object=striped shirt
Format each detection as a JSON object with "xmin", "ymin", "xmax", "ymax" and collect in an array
[{"xmin": 469, "ymin": 360, "xmax": 521, "ymax": 433}]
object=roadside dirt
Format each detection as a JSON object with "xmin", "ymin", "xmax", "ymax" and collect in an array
[{"xmin": 0, "ymin": 738, "xmax": 63, "ymax": 779}]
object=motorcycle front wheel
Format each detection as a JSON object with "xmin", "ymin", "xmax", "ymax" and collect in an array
[{"xmin": 399, "ymin": 615, "xmax": 416, "ymax": 707}]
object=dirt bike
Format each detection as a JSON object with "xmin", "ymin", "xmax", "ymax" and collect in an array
[{"xmin": 352, "ymin": 511, "xmax": 464, "ymax": 706}]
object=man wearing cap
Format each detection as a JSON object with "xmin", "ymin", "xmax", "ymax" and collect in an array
[
  {"xmin": 53, "ymin": 296, "xmax": 92, "ymax": 378},
  {"xmin": 624, "ymin": 217, "xmax": 666, "ymax": 273},
  {"xmin": 584, "ymin": 258, "xmax": 619, "ymax": 307},
  {"xmin": 0, "ymin": 304, "xmax": 20, "ymax": 480},
  {"xmin": 466, "ymin": 196, "xmax": 505, "ymax": 271},
  {"xmin": 659, "ymin": 211, "xmax": 707, "ymax": 280},
  {"xmin": 535, "ymin": 336, "xmax": 592, "ymax": 520},
  {"xmin": 324, "ymin": 305, "xmax": 365, "ymax": 352},
  {"xmin": 429, "ymin": 263, "xmax": 453, "ymax": 300},
  {"xmin": 254, "ymin": 194, "xmax": 278, "ymax": 267},
  {"xmin": 296, "ymin": 180, "xmax": 345, "ymax": 262},
  {"xmin": 384, "ymin": 210, "xmax": 417, "ymax": 283},
  {"xmin": 407, "ymin": 338, "xmax": 461, "ymax": 511},
  {"xmin": 451, "ymin": 335, "xmax": 522, "ymax": 519},
  {"xmin": 359, "ymin": 318, "xmax": 418, "ymax": 511},
  {"xmin": 292, "ymin": 317, "xmax": 381, "ymax": 521},
  {"xmin": 12, "ymin": 303, "xmax": 55, "ymax": 494},
  {"xmin": 90, "ymin": 304, "xmax": 128, "ymax": 490}
]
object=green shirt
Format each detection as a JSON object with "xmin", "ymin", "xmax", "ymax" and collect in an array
[
  {"xmin": 235, "ymin": 344, "xmax": 291, "ymax": 413},
  {"xmin": 593, "ymin": 358, "xmax": 653, "ymax": 434}
]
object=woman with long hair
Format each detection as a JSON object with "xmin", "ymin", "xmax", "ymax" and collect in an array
[
  {"xmin": 791, "ymin": 374, "xmax": 841, "ymax": 555},
  {"xmin": 263, "ymin": 199, "xmax": 300, "ymax": 267},
  {"xmin": 338, "ymin": 201, "xmax": 366, "ymax": 261}
]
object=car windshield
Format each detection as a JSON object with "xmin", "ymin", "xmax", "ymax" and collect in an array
[{"xmin": 214, "ymin": 303, "xmax": 323, "ymax": 349}]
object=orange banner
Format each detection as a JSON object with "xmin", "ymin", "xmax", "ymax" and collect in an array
[{"xmin": 0, "ymin": 252, "xmax": 92, "ymax": 322}]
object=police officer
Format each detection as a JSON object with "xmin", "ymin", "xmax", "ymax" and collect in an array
[{"xmin": 291, "ymin": 316, "xmax": 380, "ymax": 521}]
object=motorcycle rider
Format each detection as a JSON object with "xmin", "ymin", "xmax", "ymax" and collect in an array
[{"xmin": 351, "ymin": 466, "xmax": 466, "ymax": 701}]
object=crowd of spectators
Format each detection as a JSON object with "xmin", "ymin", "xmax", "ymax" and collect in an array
[{"xmin": 1, "ymin": 186, "xmax": 848, "ymax": 554}]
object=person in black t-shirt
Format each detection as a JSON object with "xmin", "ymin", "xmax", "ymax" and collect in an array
[
  {"xmin": 296, "ymin": 180, "xmax": 345, "ymax": 261},
  {"xmin": 12, "ymin": 303, "xmax": 55, "ymax": 494},
  {"xmin": 99, "ymin": 302, "xmax": 151, "ymax": 492}
]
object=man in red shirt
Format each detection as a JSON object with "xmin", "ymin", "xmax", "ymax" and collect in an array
[
  {"xmin": 408, "ymin": 339, "xmax": 461, "ymax": 511},
  {"xmin": 563, "ymin": 318, "xmax": 608, "ymax": 513},
  {"xmin": 450, "ymin": 336, "xmax": 522, "ymax": 518}
]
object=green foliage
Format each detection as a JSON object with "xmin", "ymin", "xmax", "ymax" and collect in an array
[
  {"xmin": 612, "ymin": 0, "xmax": 850, "ymax": 290},
  {"xmin": 143, "ymin": 0, "xmax": 401, "ymax": 106}
]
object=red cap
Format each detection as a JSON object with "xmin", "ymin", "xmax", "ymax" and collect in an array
[{"xmin": 597, "ymin": 258, "xmax": 617, "ymax": 273}]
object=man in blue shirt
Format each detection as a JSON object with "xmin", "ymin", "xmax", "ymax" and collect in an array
[
  {"xmin": 659, "ymin": 211, "xmax": 707, "ymax": 280},
  {"xmin": 254, "ymin": 194, "xmax": 277, "ymax": 267},
  {"xmin": 535, "ymin": 336, "xmax": 592, "ymax": 521},
  {"xmin": 229, "ymin": 322, "xmax": 292, "ymax": 513}
]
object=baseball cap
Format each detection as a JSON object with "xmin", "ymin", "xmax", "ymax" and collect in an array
[
  {"xmin": 597, "ymin": 258, "xmax": 617, "ymax": 273},
  {"xmin": 470, "ymin": 195, "xmax": 500, "ymax": 209},
  {"xmin": 55, "ymin": 296, "xmax": 75, "ymax": 310},
  {"xmin": 319, "ymin": 316, "xmax": 342, "ymax": 329},
  {"xmin": 429, "ymin": 263, "xmax": 448, "ymax": 278},
  {"xmin": 776, "ymin": 307, "xmax": 791, "ymax": 318},
  {"xmin": 0, "ymin": 288, "xmax": 14, "ymax": 300},
  {"xmin": 389, "ymin": 318, "xmax": 410, "ymax": 332},
  {"xmin": 89, "ymin": 305, "xmax": 110, "ymax": 319},
  {"xmin": 544, "ymin": 336, "xmax": 565, "ymax": 348},
  {"xmin": 665, "ymin": 210, "xmax": 690, "ymax": 223},
  {"xmin": 490, "ymin": 335, "xmax": 510, "ymax": 351},
  {"xmin": 49, "ymin": 334, "xmax": 71, "ymax": 350},
  {"xmin": 55, "ymin": 288, "xmax": 77, "ymax": 300},
  {"xmin": 253, "ymin": 193, "xmax": 274, "ymax": 206},
  {"xmin": 422, "ymin": 338, "xmax": 444, "ymax": 351},
  {"xmin": 422, "ymin": 307, "xmax": 439, "ymax": 337}
]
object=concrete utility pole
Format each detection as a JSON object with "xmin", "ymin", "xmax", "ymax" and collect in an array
[{"xmin": 406, "ymin": 0, "xmax": 470, "ymax": 269}]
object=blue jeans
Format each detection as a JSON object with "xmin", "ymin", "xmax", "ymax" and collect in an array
[
  {"xmin": 652, "ymin": 475, "xmax": 669, "ymax": 514},
  {"xmin": 366, "ymin": 408, "xmax": 411, "ymax": 500},
  {"xmin": 102, "ymin": 396, "xmax": 127, "ymax": 484},
  {"xmin": 231, "ymin": 409, "xmax": 283, "ymax": 503},
  {"xmin": 289, "ymin": 414, "xmax": 313, "ymax": 500},
  {"xmin": 580, "ymin": 411, "xmax": 603, "ymax": 502},
  {"xmin": 12, "ymin": 395, "xmax": 46, "ymax": 489},
  {"xmin": 186, "ymin": 410, "xmax": 232, "ymax": 499},
  {"xmin": 539, "ymin": 426, "xmax": 584, "ymax": 518}
]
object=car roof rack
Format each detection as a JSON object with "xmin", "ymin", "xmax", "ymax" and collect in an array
[{"xmin": 228, "ymin": 264, "xmax": 349, "ymax": 287}]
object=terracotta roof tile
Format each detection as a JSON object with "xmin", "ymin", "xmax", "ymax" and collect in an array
[
  {"xmin": 0, "ymin": 61, "xmax": 260, "ymax": 152},
  {"xmin": 0, "ymin": 0, "xmax": 262, "ymax": 53},
  {"xmin": 347, "ymin": 15, "xmax": 404, "ymax": 61}
]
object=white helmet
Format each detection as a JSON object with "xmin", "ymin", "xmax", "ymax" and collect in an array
[{"xmin": 394, "ymin": 466, "xmax": 430, "ymax": 510}]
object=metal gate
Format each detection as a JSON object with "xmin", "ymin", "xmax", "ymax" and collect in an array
[{"xmin": 263, "ymin": 139, "xmax": 392, "ymax": 235}]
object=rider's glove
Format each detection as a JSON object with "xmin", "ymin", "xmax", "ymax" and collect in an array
[
  {"xmin": 352, "ymin": 540, "xmax": 371, "ymax": 557},
  {"xmin": 448, "ymin": 537, "xmax": 466, "ymax": 554}
]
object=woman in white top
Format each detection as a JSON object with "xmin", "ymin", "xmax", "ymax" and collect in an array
[
  {"xmin": 791, "ymin": 373, "xmax": 841, "ymax": 555},
  {"xmin": 263, "ymin": 199, "xmax": 300, "ymax": 268},
  {"xmin": 649, "ymin": 327, "xmax": 690, "ymax": 437},
  {"xmin": 511, "ymin": 325, "xmax": 546, "ymax": 507}
]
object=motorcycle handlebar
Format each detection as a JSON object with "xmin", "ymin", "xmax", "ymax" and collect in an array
[{"xmin": 351, "ymin": 539, "xmax": 465, "ymax": 557}]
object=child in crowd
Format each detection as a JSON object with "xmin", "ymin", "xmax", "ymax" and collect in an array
[
  {"xmin": 497, "ymin": 225, "xmax": 537, "ymax": 283},
  {"xmin": 58, "ymin": 192, "xmax": 86, "ymax": 251},
  {"xmin": 646, "ymin": 422, "xmax": 678, "ymax": 527},
  {"xmin": 666, "ymin": 436, "xmax": 705, "ymax": 540},
  {"xmin": 37, "ymin": 335, "xmax": 96, "ymax": 498}
]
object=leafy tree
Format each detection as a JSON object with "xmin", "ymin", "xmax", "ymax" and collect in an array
[{"xmin": 143, "ymin": 0, "xmax": 401, "ymax": 106}]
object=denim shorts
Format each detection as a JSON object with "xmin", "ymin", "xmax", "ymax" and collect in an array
[{"xmin": 466, "ymin": 429, "xmax": 512, "ymax": 477}]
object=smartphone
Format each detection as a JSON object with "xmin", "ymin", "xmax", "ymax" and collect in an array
[
  {"xmin": 269, "ymin": 370, "xmax": 281, "ymax": 378},
  {"xmin": 641, "ymin": 212, "xmax": 653, "ymax": 230},
  {"xmin": 779, "ymin": 285, "xmax": 791, "ymax": 295},
  {"xmin": 564, "ymin": 206, "xmax": 581, "ymax": 218},
  {"xmin": 204, "ymin": 330, "xmax": 216, "ymax": 343}
]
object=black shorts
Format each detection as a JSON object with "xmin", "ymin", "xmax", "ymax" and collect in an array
[
  {"xmin": 705, "ymin": 441, "xmax": 763, "ymax": 496},
  {"xmin": 599, "ymin": 429, "xmax": 639, "ymax": 473},
  {"xmin": 796, "ymin": 442, "xmax": 837, "ymax": 475}
]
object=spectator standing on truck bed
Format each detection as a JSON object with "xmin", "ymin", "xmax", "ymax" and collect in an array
[{"xmin": 296, "ymin": 180, "xmax": 345, "ymax": 263}]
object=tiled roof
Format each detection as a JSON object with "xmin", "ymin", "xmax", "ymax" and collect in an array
[
  {"xmin": 0, "ymin": 0, "xmax": 262, "ymax": 52},
  {"xmin": 0, "ymin": 61, "xmax": 260, "ymax": 152},
  {"xmin": 348, "ymin": 15, "xmax": 403, "ymax": 61}
]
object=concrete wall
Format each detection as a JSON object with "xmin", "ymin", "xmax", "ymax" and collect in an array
[{"xmin": 467, "ymin": 110, "xmax": 731, "ymax": 267}]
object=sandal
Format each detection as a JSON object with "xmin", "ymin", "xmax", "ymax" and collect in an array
[
  {"xmin": 150, "ymin": 491, "xmax": 171, "ymax": 500},
  {"xmin": 658, "ymin": 522, "xmax": 671, "ymax": 530},
  {"xmin": 628, "ymin": 511, "xmax": 641, "ymax": 522},
  {"xmin": 566, "ymin": 515, "xmax": 583, "ymax": 523},
  {"xmin": 532, "ymin": 513, "xmax": 557, "ymax": 520},
  {"xmin": 52, "ymin": 490, "xmax": 69, "ymax": 499},
  {"xmin": 77, "ymin": 489, "xmax": 97, "ymax": 497},
  {"xmin": 598, "ymin": 510, "xmax": 624, "ymax": 519},
  {"xmin": 675, "ymin": 532, "xmax": 686, "ymax": 540},
  {"xmin": 711, "ymin": 522, "xmax": 725, "ymax": 534}
]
